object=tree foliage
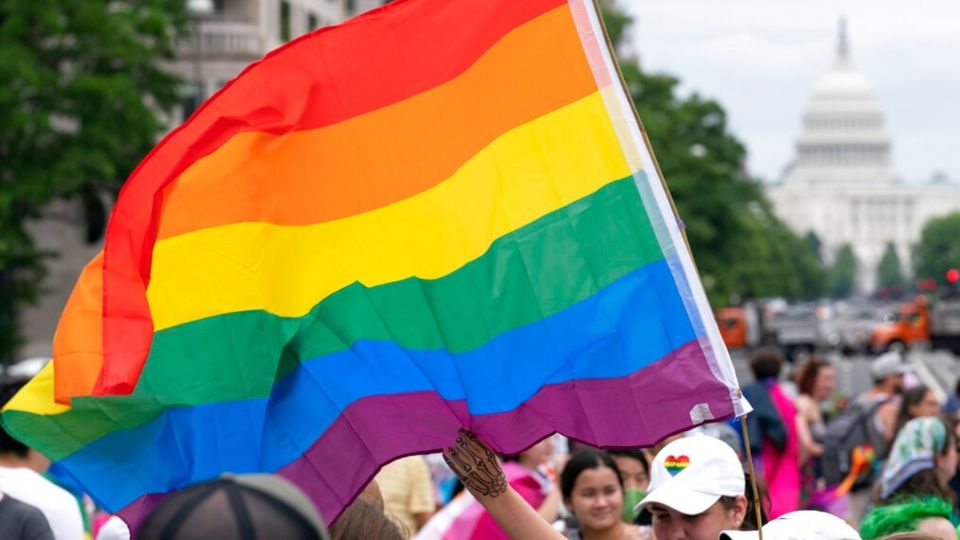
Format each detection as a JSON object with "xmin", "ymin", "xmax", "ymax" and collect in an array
[
  {"xmin": 876, "ymin": 242, "xmax": 905, "ymax": 293},
  {"xmin": 914, "ymin": 212, "xmax": 960, "ymax": 285},
  {"xmin": 0, "ymin": 0, "xmax": 187, "ymax": 361},
  {"xmin": 606, "ymin": 9, "xmax": 826, "ymax": 305},
  {"xmin": 828, "ymin": 244, "xmax": 858, "ymax": 298},
  {"xmin": 805, "ymin": 231, "xmax": 822, "ymax": 261}
]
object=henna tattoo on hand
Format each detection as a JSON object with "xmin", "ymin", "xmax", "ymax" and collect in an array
[{"xmin": 443, "ymin": 430, "xmax": 507, "ymax": 498}]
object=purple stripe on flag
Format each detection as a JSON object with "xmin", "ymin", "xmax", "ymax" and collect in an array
[{"xmin": 117, "ymin": 339, "xmax": 735, "ymax": 531}]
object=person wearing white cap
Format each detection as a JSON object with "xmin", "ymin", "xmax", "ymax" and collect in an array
[
  {"xmin": 636, "ymin": 436, "xmax": 764, "ymax": 540},
  {"xmin": 856, "ymin": 351, "xmax": 909, "ymax": 447},
  {"xmin": 442, "ymin": 432, "xmax": 765, "ymax": 540},
  {"xmin": 719, "ymin": 510, "xmax": 861, "ymax": 540}
]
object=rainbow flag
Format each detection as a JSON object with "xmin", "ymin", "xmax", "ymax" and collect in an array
[{"xmin": 2, "ymin": 0, "xmax": 748, "ymax": 529}]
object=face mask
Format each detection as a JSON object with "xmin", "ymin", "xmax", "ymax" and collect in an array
[{"xmin": 621, "ymin": 487, "xmax": 646, "ymax": 521}]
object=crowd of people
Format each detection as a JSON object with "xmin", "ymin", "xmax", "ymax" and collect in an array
[
  {"xmin": 2, "ymin": 347, "xmax": 960, "ymax": 539},
  {"xmin": 425, "ymin": 348, "xmax": 960, "ymax": 540}
]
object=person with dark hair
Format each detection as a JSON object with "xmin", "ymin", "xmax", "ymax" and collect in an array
[
  {"xmin": 741, "ymin": 347, "xmax": 800, "ymax": 517},
  {"xmin": 441, "ymin": 432, "xmax": 768, "ymax": 540},
  {"xmin": 139, "ymin": 474, "xmax": 331, "ymax": 540},
  {"xmin": 0, "ymin": 378, "xmax": 84, "ymax": 540},
  {"xmin": 749, "ymin": 347, "xmax": 784, "ymax": 380},
  {"xmin": 893, "ymin": 386, "xmax": 940, "ymax": 437},
  {"xmin": 741, "ymin": 349, "xmax": 787, "ymax": 458},
  {"xmin": 793, "ymin": 357, "xmax": 835, "ymax": 508},
  {"xmin": 558, "ymin": 449, "xmax": 644, "ymax": 539},
  {"xmin": 637, "ymin": 436, "xmax": 769, "ymax": 540},
  {"xmin": 607, "ymin": 449, "xmax": 649, "ymax": 523},
  {"xmin": 794, "ymin": 357, "xmax": 835, "ymax": 462},
  {"xmin": 876, "ymin": 417, "xmax": 957, "ymax": 506},
  {"xmin": 860, "ymin": 497, "xmax": 956, "ymax": 540}
]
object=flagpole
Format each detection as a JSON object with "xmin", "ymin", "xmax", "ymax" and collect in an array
[
  {"xmin": 587, "ymin": 1, "xmax": 762, "ymax": 536},
  {"xmin": 739, "ymin": 406, "xmax": 765, "ymax": 536}
]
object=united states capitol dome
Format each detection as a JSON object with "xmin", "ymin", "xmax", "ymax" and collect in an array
[
  {"xmin": 782, "ymin": 17, "xmax": 893, "ymax": 185},
  {"xmin": 811, "ymin": 66, "xmax": 876, "ymax": 103},
  {"xmin": 805, "ymin": 19, "xmax": 883, "ymax": 114}
]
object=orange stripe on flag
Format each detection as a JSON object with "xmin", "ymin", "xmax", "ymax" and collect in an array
[{"xmin": 52, "ymin": 253, "xmax": 103, "ymax": 403}]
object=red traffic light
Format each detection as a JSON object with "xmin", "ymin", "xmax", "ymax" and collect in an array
[{"xmin": 948, "ymin": 268, "xmax": 960, "ymax": 284}]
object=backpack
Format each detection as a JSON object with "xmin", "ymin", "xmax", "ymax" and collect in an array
[{"xmin": 819, "ymin": 396, "xmax": 890, "ymax": 488}]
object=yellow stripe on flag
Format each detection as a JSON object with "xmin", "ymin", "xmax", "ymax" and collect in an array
[{"xmin": 147, "ymin": 88, "xmax": 631, "ymax": 330}]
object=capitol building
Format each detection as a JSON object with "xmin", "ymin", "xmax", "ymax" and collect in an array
[{"xmin": 766, "ymin": 21, "xmax": 960, "ymax": 293}]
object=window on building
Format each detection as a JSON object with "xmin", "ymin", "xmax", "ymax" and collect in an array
[
  {"xmin": 346, "ymin": 0, "xmax": 356, "ymax": 14},
  {"xmin": 280, "ymin": 0, "xmax": 292, "ymax": 41},
  {"xmin": 308, "ymin": 12, "xmax": 319, "ymax": 29},
  {"xmin": 182, "ymin": 94, "xmax": 200, "ymax": 122}
]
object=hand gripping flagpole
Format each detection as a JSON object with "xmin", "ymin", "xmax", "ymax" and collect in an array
[{"xmin": 588, "ymin": 1, "xmax": 764, "ymax": 536}]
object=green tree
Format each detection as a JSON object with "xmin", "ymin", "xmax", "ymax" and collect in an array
[
  {"xmin": 606, "ymin": 10, "xmax": 826, "ymax": 305},
  {"xmin": 914, "ymin": 213, "xmax": 960, "ymax": 285},
  {"xmin": 0, "ymin": 0, "xmax": 187, "ymax": 362},
  {"xmin": 805, "ymin": 231, "xmax": 822, "ymax": 261},
  {"xmin": 828, "ymin": 244, "xmax": 857, "ymax": 298},
  {"xmin": 876, "ymin": 242, "xmax": 905, "ymax": 293},
  {"xmin": 599, "ymin": 1, "xmax": 632, "ymax": 50}
]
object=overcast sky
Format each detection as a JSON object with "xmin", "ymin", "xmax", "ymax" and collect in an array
[{"xmin": 620, "ymin": 0, "xmax": 960, "ymax": 184}]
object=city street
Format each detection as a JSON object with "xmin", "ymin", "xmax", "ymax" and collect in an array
[{"xmin": 731, "ymin": 347, "xmax": 960, "ymax": 401}]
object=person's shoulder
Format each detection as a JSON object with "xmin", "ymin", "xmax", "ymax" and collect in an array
[
  {"xmin": 0, "ymin": 494, "xmax": 54, "ymax": 539},
  {"xmin": 0, "ymin": 493, "xmax": 46, "ymax": 519},
  {"xmin": 18, "ymin": 470, "xmax": 78, "ymax": 513},
  {"xmin": 795, "ymin": 394, "xmax": 814, "ymax": 411}
]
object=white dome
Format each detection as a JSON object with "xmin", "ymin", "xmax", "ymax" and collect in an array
[
  {"xmin": 781, "ymin": 18, "xmax": 895, "ymax": 186},
  {"xmin": 811, "ymin": 63, "xmax": 877, "ymax": 102}
]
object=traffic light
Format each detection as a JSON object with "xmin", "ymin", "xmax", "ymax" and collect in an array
[{"xmin": 948, "ymin": 268, "xmax": 959, "ymax": 284}]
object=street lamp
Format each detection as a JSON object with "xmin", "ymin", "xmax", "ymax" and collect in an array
[{"xmin": 186, "ymin": 0, "xmax": 215, "ymax": 116}]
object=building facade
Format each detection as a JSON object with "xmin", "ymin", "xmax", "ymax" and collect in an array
[
  {"xmin": 19, "ymin": 0, "xmax": 385, "ymax": 361},
  {"xmin": 766, "ymin": 21, "xmax": 960, "ymax": 293},
  {"xmin": 169, "ymin": 0, "xmax": 389, "ymax": 121}
]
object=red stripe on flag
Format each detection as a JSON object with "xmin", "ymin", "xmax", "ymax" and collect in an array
[{"xmin": 96, "ymin": 0, "xmax": 567, "ymax": 397}]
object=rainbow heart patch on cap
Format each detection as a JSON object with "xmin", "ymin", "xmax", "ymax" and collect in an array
[{"xmin": 664, "ymin": 455, "xmax": 690, "ymax": 476}]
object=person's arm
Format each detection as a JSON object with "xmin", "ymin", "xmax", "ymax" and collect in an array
[
  {"xmin": 795, "ymin": 396, "xmax": 823, "ymax": 464},
  {"xmin": 536, "ymin": 487, "xmax": 561, "ymax": 522},
  {"xmin": 444, "ymin": 430, "xmax": 565, "ymax": 540},
  {"xmin": 877, "ymin": 400, "xmax": 898, "ymax": 441}
]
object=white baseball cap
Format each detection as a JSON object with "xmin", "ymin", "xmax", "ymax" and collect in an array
[
  {"xmin": 871, "ymin": 351, "xmax": 909, "ymax": 380},
  {"xmin": 635, "ymin": 435, "xmax": 744, "ymax": 515},
  {"xmin": 720, "ymin": 510, "xmax": 861, "ymax": 540}
]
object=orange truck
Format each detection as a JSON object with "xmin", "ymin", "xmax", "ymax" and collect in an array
[
  {"xmin": 870, "ymin": 296, "xmax": 930, "ymax": 353},
  {"xmin": 716, "ymin": 307, "xmax": 750, "ymax": 349},
  {"xmin": 715, "ymin": 304, "xmax": 770, "ymax": 349}
]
